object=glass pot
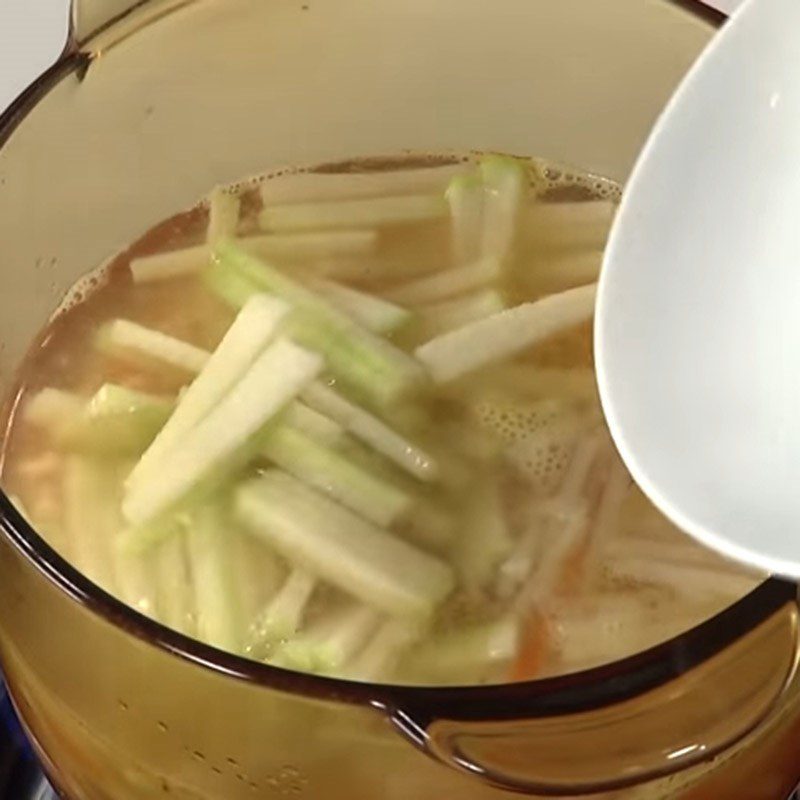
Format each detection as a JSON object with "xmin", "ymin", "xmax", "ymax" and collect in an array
[{"xmin": 0, "ymin": 1, "xmax": 799, "ymax": 798}]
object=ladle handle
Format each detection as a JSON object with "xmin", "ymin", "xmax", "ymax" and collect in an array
[{"xmin": 387, "ymin": 581, "xmax": 797, "ymax": 794}]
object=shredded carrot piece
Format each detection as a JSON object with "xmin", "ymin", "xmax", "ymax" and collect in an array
[{"xmin": 510, "ymin": 611, "xmax": 551, "ymax": 682}]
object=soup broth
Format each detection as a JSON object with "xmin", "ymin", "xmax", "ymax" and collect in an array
[{"xmin": 0, "ymin": 153, "xmax": 763, "ymax": 686}]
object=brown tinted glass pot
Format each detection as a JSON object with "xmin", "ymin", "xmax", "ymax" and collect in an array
[{"xmin": 1, "ymin": 2, "xmax": 799, "ymax": 798}]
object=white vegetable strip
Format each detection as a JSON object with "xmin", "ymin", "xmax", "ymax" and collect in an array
[
  {"xmin": 513, "ymin": 435, "xmax": 603, "ymax": 612},
  {"xmin": 480, "ymin": 156, "xmax": 526, "ymax": 261},
  {"xmin": 395, "ymin": 501, "xmax": 454, "ymax": 553},
  {"xmin": 514, "ymin": 509, "xmax": 588, "ymax": 615},
  {"xmin": 554, "ymin": 431, "xmax": 604, "ymax": 507},
  {"xmin": 243, "ymin": 230, "xmax": 379, "ymax": 259},
  {"xmin": 130, "ymin": 245, "xmax": 209, "ymax": 284},
  {"xmin": 495, "ymin": 518, "xmax": 547, "ymax": 601},
  {"xmin": 27, "ymin": 385, "xmax": 174, "ymax": 455},
  {"xmin": 115, "ymin": 549, "xmax": 159, "ymax": 620},
  {"xmin": 234, "ymin": 534, "xmax": 286, "ymax": 622},
  {"xmin": 98, "ymin": 319, "xmax": 210, "ymax": 374},
  {"xmin": 498, "ymin": 433, "xmax": 600, "ymax": 600},
  {"xmin": 346, "ymin": 619, "xmax": 420, "ymax": 682},
  {"xmin": 403, "ymin": 618, "xmax": 518, "ymax": 679},
  {"xmin": 261, "ymin": 425, "xmax": 413, "ymax": 528},
  {"xmin": 207, "ymin": 186, "xmax": 241, "ymax": 244},
  {"xmin": 274, "ymin": 603, "xmax": 380, "ymax": 674},
  {"xmin": 123, "ymin": 338, "xmax": 323, "ymax": 526},
  {"xmin": 282, "ymin": 402, "xmax": 344, "ymax": 446},
  {"xmin": 79, "ymin": 385, "xmax": 174, "ymax": 453},
  {"xmin": 446, "ymin": 174, "xmax": 484, "ymax": 263},
  {"xmin": 118, "ymin": 513, "xmax": 184, "ymax": 556},
  {"xmin": 186, "ymin": 503, "xmax": 243, "ymax": 652},
  {"xmin": 214, "ymin": 241, "xmax": 427, "ymax": 408},
  {"xmin": 127, "ymin": 295, "xmax": 289, "ymax": 492},
  {"xmin": 131, "ymin": 231, "xmax": 379, "ymax": 284},
  {"xmin": 63, "ymin": 456, "xmax": 119, "ymax": 595},
  {"xmin": 384, "ymin": 255, "xmax": 501, "ymax": 306},
  {"xmin": 416, "ymin": 289, "xmax": 505, "ymax": 340},
  {"xmin": 236, "ymin": 471, "xmax": 455, "ymax": 618},
  {"xmin": 25, "ymin": 388, "xmax": 83, "ymax": 429},
  {"xmin": 311, "ymin": 278, "xmax": 412, "ymax": 334},
  {"xmin": 108, "ymin": 461, "xmax": 160, "ymax": 619},
  {"xmin": 154, "ymin": 531, "xmax": 196, "ymax": 637},
  {"xmin": 456, "ymin": 476, "xmax": 514, "ymax": 593},
  {"xmin": 260, "ymin": 163, "xmax": 468, "ymax": 206},
  {"xmin": 301, "ymin": 381, "xmax": 438, "ymax": 482},
  {"xmin": 523, "ymin": 250, "xmax": 603, "ymax": 291},
  {"xmin": 310, "ymin": 254, "xmax": 441, "ymax": 285},
  {"xmin": 522, "ymin": 200, "xmax": 615, "ymax": 251},
  {"xmin": 260, "ymin": 194, "xmax": 447, "ymax": 232},
  {"xmin": 86, "ymin": 384, "xmax": 172, "ymax": 418},
  {"xmin": 246, "ymin": 569, "xmax": 316, "ymax": 652},
  {"xmin": 416, "ymin": 283, "xmax": 597, "ymax": 383}
]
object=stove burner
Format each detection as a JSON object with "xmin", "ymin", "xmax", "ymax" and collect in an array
[{"xmin": 0, "ymin": 679, "xmax": 56, "ymax": 799}]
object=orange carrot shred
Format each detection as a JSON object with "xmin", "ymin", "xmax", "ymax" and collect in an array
[{"xmin": 510, "ymin": 610, "xmax": 551, "ymax": 682}]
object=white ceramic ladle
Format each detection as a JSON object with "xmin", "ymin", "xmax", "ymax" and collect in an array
[{"xmin": 596, "ymin": 0, "xmax": 800, "ymax": 578}]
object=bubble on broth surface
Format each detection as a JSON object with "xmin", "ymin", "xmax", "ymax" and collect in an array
[
  {"xmin": 475, "ymin": 397, "xmax": 565, "ymax": 444},
  {"xmin": 509, "ymin": 437, "xmax": 575, "ymax": 494},
  {"xmin": 51, "ymin": 260, "xmax": 112, "ymax": 319}
]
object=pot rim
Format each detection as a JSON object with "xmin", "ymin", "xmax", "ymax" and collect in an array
[{"xmin": 3, "ymin": 0, "xmax": 785, "ymax": 730}]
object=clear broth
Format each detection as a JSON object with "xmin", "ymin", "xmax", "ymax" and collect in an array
[{"xmin": 0, "ymin": 153, "xmax": 762, "ymax": 686}]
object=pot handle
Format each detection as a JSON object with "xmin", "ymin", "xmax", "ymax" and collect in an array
[{"xmin": 387, "ymin": 583, "xmax": 798, "ymax": 794}]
